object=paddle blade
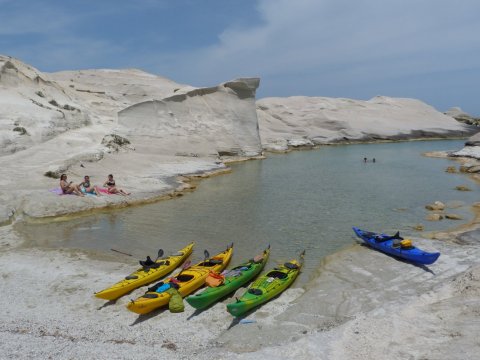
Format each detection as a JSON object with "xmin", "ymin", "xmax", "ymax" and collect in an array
[
  {"xmin": 204, "ymin": 249, "xmax": 210, "ymax": 260},
  {"xmin": 156, "ymin": 249, "xmax": 164, "ymax": 259},
  {"xmin": 299, "ymin": 250, "xmax": 306, "ymax": 264}
]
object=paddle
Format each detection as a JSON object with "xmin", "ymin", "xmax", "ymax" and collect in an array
[
  {"xmin": 299, "ymin": 250, "xmax": 306, "ymax": 267},
  {"xmin": 155, "ymin": 249, "xmax": 164, "ymax": 261},
  {"xmin": 110, "ymin": 248, "xmax": 132, "ymax": 257},
  {"xmin": 177, "ymin": 259, "xmax": 192, "ymax": 276},
  {"xmin": 204, "ymin": 249, "xmax": 210, "ymax": 262},
  {"xmin": 140, "ymin": 249, "xmax": 165, "ymax": 271}
]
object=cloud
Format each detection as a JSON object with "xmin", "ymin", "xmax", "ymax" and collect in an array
[
  {"xmin": 1, "ymin": 0, "xmax": 479, "ymax": 112},
  {"xmin": 154, "ymin": 0, "xmax": 480, "ymax": 98}
]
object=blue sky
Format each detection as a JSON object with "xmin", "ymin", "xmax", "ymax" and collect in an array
[{"xmin": 1, "ymin": 0, "xmax": 479, "ymax": 115}]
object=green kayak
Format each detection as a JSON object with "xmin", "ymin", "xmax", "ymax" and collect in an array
[
  {"xmin": 186, "ymin": 247, "xmax": 270, "ymax": 310},
  {"xmin": 226, "ymin": 251, "xmax": 304, "ymax": 317}
]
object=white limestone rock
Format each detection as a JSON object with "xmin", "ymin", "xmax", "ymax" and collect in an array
[
  {"xmin": 445, "ymin": 107, "xmax": 480, "ymax": 126},
  {"xmin": 118, "ymin": 78, "xmax": 262, "ymax": 157},
  {"xmin": 451, "ymin": 132, "xmax": 480, "ymax": 159},
  {"xmin": 0, "ymin": 56, "xmax": 90, "ymax": 155},
  {"xmin": 257, "ymin": 96, "xmax": 476, "ymax": 151}
]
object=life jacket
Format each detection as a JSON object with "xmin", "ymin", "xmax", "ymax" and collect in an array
[{"xmin": 205, "ymin": 271, "xmax": 225, "ymax": 287}]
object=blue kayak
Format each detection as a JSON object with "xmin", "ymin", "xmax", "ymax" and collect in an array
[{"xmin": 352, "ymin": 227, "xmax": 440, "ymax": 265}]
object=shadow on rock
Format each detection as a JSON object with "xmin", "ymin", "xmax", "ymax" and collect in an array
[
  {"xmin": 129, "ymin": 308, "xmax": 167, "ymax": 326},
  {"xmin": 357, "ymin": 243, "xmax": 436, "ymax": 275},
  {"xmin": 97, "ymin": 300, "xmax": 117, "ymax": 310}
]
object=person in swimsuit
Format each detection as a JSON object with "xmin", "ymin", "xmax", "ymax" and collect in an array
[
  {"xmin": 80, "ymin": 175, "xmax": 102, "ymax": 196},
  {"xmin": 59, "ymin": 174, "xmax": 84, "ymax": 196},
  {"xmin": 103, "ymin": 174, "xmax": 130, "ymax": 196}
]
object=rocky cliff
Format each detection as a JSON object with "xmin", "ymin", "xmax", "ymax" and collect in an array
[{"xmin": 118, "ymin": 78, "xmax": 262, "ymax": 157}]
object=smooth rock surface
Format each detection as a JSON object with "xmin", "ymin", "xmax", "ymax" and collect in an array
[{"xmin": 257, "ymin": 96, "xmax": 477, "ymax": 151}]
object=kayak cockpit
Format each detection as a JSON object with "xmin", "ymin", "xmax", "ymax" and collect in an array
[
  {"xmin": 266, "ymin": 270, "xmax": 288, "ymax": 279},
  {"xmin": 198, "ymin": 259, "xmax": 223, "ymax": 267}
]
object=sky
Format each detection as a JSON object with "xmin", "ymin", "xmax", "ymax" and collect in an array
[{"xmin": 1, "ymin": 0, "xmax": 479, "ymax": 115}]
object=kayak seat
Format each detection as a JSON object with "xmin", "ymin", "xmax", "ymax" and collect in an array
[
  {"xmin": 125, "ymin": 275, "xmax": 139, "ymax": 280},
  {"xmin": 392, "ymin": 239, "xmax": 402, "ymax": 248},
  {"xmin": 148, "ymin": 281, "xmax": 164, "ymax": 292},
  {"xmin": 284, "ymin": 262, "xmax": 299, "ymax": 270},
  {"xmin": 248, "ymin": 288, "xmax": 263, "ymax": 295},
  {"xmin": 175, "ymin": 274, "xmax": 194, "ymax": 282},
  {"xmin": 143, "ymin": 293, "xmax": 159, "ymax": 299},
  {"xmin": 266, "ymin": 271, "xmax": 288, "ymax": 279},
  {"xmin": 200, "ymin": 259, "xmax": 223, "ymax": 266},
  {"xmin": 232, "ymin": 265, "xmax": 251, "ymax": 271}
]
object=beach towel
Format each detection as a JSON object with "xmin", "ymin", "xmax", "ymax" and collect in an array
[
  {"xmin": 49, "ymin": 187, "xmax": 97, "ymax": 196},
  {"xmin": 49, "ymin": 187, "xmax": 70, "ymax": 195}
]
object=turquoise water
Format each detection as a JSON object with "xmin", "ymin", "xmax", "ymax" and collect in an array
[{"xmin": 15, "ymin": 140, "xmax": 479, "ymax": 282}]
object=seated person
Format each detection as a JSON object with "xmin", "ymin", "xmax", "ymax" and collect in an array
[
  {"xmin": 59, "ymin": 174, "xmax": 84, "ymax": 196},
  {"xmin": 103, "ymin": 174, "xmax": 131, "ymax": 196},
  {"xmin": 80, "ymin": 175, "xmax": 102, "ymax": 196}
]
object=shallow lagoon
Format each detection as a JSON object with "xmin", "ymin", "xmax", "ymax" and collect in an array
[{"xmin": 15, "ymin": 140, "xmax": 479, "ymax": 283}]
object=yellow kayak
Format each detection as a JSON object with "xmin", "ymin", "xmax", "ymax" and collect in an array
[
  {"xmin": 95, "ymin": 243, "xmax": 194, "ymax": 301},
  {"xmin": 127, "ymin": 244, "xmax": 233, "ymax": 314}
]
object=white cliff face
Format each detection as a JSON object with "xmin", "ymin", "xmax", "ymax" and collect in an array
[
  {"xmin": 257, "ymin": 96, "xmax": 475, "ymax": 151},
  {"xmin": 118, "ymin": 78, "xmax": 262, "ymax": 157},
  {"xmin": 0, "ymin": 56, "xmax": 90, "ymax": 155}
]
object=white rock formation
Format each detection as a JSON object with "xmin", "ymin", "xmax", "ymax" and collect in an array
[
  {"xmin": 0, "ymin": 54, "xmax": 477, "ymax": 219},
  {"xmin": 0, "ymin": 55, "xmax": 260, "ymax": 220},
  {"xmin": 257, "ymin": 96, "xmax": 476, "ymax": 151},
  {"xmin": 0, "ymin": 56, "xmax": 90, "ymax": 155},
  {"xmin": 451, "ymin": 132, "xmax": 480, "ymax": 160},
  {"xmin": 118, "ymin": 78, "xmax": 262, "ymax": 157},
  {"xmin": 445, "ymin": 107, "xmax": 480, "ymax": 126}
]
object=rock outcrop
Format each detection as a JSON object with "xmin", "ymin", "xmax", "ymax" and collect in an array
[
  {"xmin": 257, "ymin": 96, "xmax": 477, "ymax": 151},
  {"xmin": 445, "ymin": 107, "xmax": 480, "ymax": 126},
  {"xmin": 118, "ymin": 78, "xmax": 262, "ymax": 157},
  {"xmin": 0, "ymin": 56, "xmax": 90, "ymax": 155},
  {"xmin": 450, "ymin": 132, "xmax": 480, "ymax": 160}
]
